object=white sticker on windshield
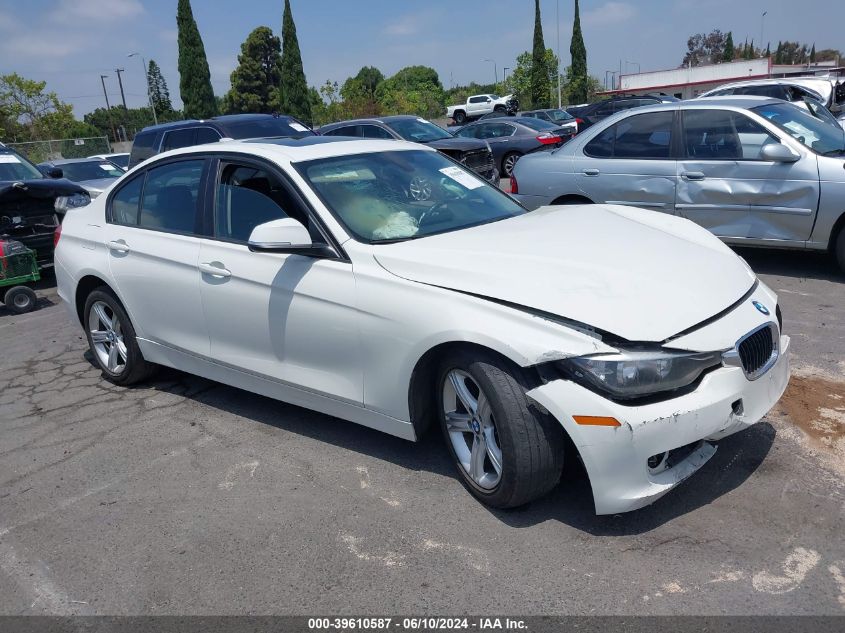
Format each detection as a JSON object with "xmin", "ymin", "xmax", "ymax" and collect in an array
[
  {"xmin": 439, "ymin": 166, "xmax": 484, "ymax": 190},
  {"xmin": 0, "ymin": 154, "xmax": 21, "ymax": 163},
  {"xmin": 99, "ymin": 164, "xmax": 115, "ymax": 171},
  {"xmin": 289, "ymin": 122, "xmax": 309, "ymax": 132}
]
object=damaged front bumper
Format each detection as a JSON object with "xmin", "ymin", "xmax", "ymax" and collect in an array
[{"xmin": 527, "ymin": 335, "xmax": 790, "ymax": 515}]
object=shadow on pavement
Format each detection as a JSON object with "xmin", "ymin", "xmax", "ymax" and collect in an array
[
  {"xmin": 122, "ymin": 364, "xmax": 776, "ymax": 536},
  {"xmin": 734, "ymin": 247, "xmax": 842, "ymax": 283}
]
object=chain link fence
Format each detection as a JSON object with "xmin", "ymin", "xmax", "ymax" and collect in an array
[{"xmin": 5, "ymin": 136, "xmax": 111, "ymax": 164}]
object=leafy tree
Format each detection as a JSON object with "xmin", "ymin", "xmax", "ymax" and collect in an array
[
  {"xmin": 0, "ymin": 73, "xmax": 82, "ymax": 141},
  {"xmin": 279, "ymin": 0, "xmax": 312, "ymax": 125},
  {"xmin": 682, "ymin": 30, "xmax": 726, "ymax": 67},
  {"xmin": 722, "ymin": 32, "xmax": 734, "ymax": 62},
  {"xmin": 506, "ymin": 49, "xmax": 558, "ymax": 108},
  {"xmin": 376, "ymin": 65, "xmax": 445, "ymax": 119},
  {"xmin": 176, "ymin": 0, "xmax": 217, "ymax": 118},
  {"xmin": 530, "ymin": 0, "xmax": 550, "ymax": 108},
  {"xmin": 223, "ymin": 26, "xmax": 282, "ymax": 114},
  {"xmin": 815, "ymin": 48, "xmax": 844, "ymax": 62},
  {"xmin": 567, "ymin": 0, "xmax": 589, "ymax": 103},
  {"xmin": 84, "ymin": 106, "xmax": 179, "ymax": 140},
  {"xmin": 339, "ymin": 66, "xmax": 384, "ymax": 118},
  {"xmin": 147, "ymin": 59, "xmax": 173, "ymax": 116}
]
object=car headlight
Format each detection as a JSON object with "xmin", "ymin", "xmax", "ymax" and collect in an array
[
  {"xmin": 559, "ymin": 349, "xmax": 722, "ymax": 400},
  {"xmin": 54, "ymin": 192, "xmax": 91, "ymax": 212}
]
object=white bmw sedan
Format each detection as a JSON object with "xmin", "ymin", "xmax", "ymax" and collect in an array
[{"xmin": 55, "ymin": 137, "xmax": 790, "ymax": 514}]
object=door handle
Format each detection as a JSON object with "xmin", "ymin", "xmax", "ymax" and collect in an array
[
  {"xmin": 198, "ymin": 262, "xmax": 231, "ymax": 278},
  {"xmin": 582, "ymin": 168, "xmax": 600, "ymax": 176},
  {"xmin": 682, "ymin": 171, "xmax": 706, "ymax": 181},
  {"xmin": 107, "ymin": 240, "xmax": 130, "ymax": 253}
]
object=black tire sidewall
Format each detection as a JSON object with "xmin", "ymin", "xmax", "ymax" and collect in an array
[
  {"xmin": 836, "ymin": 228, "xmax": 845, "ymax": 273},
  {"xmin": 436, "ymin": 351, "xmax": 546, "ymax": 507},
  {"xmin": 83, "ymin": 288, "xmax": 145, "ymax": 384}
]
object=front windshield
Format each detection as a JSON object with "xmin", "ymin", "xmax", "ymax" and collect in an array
[
  {"xmin": 0, "ymin": 151, "xmax": 44, "ymax": 181},
  {"xmin": 59, "ymin": 161, "xmax": 124, "ymax": 181},
  {"xmin": 548, "ymin": 109, "xmax": 575, "ymax": 122},
  {"xmin": 297, "ymin": 150, "xmax": 525, "ymax": 243},
  {"xmin": 385, "ymin": 118, "xmax": 452, "ymax": 143},
  {"xmin": 752, "ymin": 102, "xmax": 845, "ymax": 156}
]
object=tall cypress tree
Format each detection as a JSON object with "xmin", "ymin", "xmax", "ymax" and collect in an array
[
  {"xmin": 147, "ymin": 59, "xmax": 173, "ymax": 116},
  {"xmin": 775, "ymin": 41, "xmax": 783, "ymax": 64},
  {"xmin": 530, "ymin": 0, "xmax": 550, "ymax": 108},
  {"xmin": 176, "ymin": 0, "xmax": 217, "ymax": 119},
  {"xmin": 722, "ymin": 32, "xmax": 734, "ymax": 62},
  {"xmin": 224, "ymin": 26, "xmax": 283, "ymax": 114},
  {"xmin": 810, "ymin": 43, "xmax": 816, "ymax": 63},
  {"xmin": 568, "ymin": 0, "xmax": 588, "ymax": 103},
  {"xmin": 279, "ymin": 0, "xmax": 312, "ymax": 125}
]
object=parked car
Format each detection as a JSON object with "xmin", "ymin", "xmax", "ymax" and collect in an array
[
  {"xmin": 511, "ymin": 96, "xmax": 845, "ymax": 272},
  {"xmin": 566, "ymin": 95, "xmax": 672, "ymax": 131},
  {"xmin": 699, "ymin": 78, "xmax": 844, "ymax": 114},
  {"xmin": 89, "ymin": 152, "xmax": 130, "ymax": 170},
  {"xmin": 38, "ymin": 158, "xmax": 125, "ymax": 199},
  {"xmin": 519, "ymin": 108, "xmax": 579, "ymax": 134},
  {"xmin": 319, "ymin": 115, "xmax": 498, "ymax": 183},
  {"xmin": 446, "ymin": 94, "xmax": 519, "ymax": 124},
  {"xmin": 128, "ymin": 113, "xmax": 316, "ymax": 168},
  {"xmin": 453, "ymin": 117, "xmax": 574, "ymax": 176},
  {"xmin": 448, "ymin": 111, "xmax": 515, "ymax": 134},
  {"xmin": 0, "ymin": 146, "xmax": 89, "ymax": 267},
  {"xmin": 55, "ymin": 136, "xmax": 789, "ymax": 514}
]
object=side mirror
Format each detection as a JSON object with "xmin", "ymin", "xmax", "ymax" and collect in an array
[
  {"xmin": 48, "ymin": 167, "xmax": 63, "ymax": 178},
  {"xmin": 247, "ymin": 218, "xmax": 334, "ymax": 257},
  {"xmin": 760, "ymin": 143, "xmax": 800, "ymax": 163}
]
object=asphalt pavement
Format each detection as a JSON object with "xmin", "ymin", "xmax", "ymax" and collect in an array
[{"xmin": 0, "ymin": 248, "xmax": 843, "ymax": 616}]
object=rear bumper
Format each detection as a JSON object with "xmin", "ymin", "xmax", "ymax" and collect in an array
[{"xmin": 526, "ymin": 335, "xmax": 790, "ymax": 515}]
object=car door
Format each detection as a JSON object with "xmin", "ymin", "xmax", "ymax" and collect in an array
[
  {"xmin": 467, "ymin": 96, "xmax": 490, "ymax": 116},
  {"xmin": 196, "ymin": 157, "xmax": 362, "ymax": 404},
  {"xmin": 105, "ymin": 157, "xmax": 211, "ymax": 355},
  {"xmin": 572, "ymin": 110, "xmax": 678, "ymax": 213},
  {"xmin": 470, "ymin": 122, "xmax": 516, "ymax": 167},
  {"xmin": 676, "ymin": 108, "xmax": 820, "ymax": 241}
]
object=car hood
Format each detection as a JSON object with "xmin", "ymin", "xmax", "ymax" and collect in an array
[
  {"xmin": 373, "ymin": 204, "xmax": 756, "ymax": 343},
  {"xmin": 422, "ymin": 137, "xmax": 488, "ymax": 152},
  {"xmin": 0, "ymin": 178, "xmax": 87, "ymax": 202}
]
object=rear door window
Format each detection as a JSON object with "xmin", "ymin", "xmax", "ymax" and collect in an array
[
  {"xmin": 360, "ymin": 125, "xmax": 394, "ymax": 139},
  {"xmin": 584, "ymin": 111, "xmax": 674, "ymax": 159},
  {"xmin": 162, "ymin": 128, "xmax": 196, "ymax": 152},
  {"xmin": 324, "ymin": 125, "xmax": 360, "ymax": 137},
  {"xmin": 139, "ymin": 160, "xmax": 204, "ymax": 234},
  {"xmin": 195, "ymin": 127, "xmax": 222, "ymax": 144}
]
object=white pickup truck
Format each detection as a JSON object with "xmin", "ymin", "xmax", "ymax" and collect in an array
[{"xmin": 446, "ymin": 94, "xmax": 519, "ymax": 124}]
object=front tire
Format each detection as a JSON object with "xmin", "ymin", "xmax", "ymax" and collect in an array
[
  {"xmin": 835, "ymin": 226, "xmax": 845, "ymax": 274},
  {"xmin": 436, "ymin": 350, "xmax": 565, "ymax": 508},
  {"xmin": 84, "ymin": 288, "xmax": 157, "ymax": 385}
]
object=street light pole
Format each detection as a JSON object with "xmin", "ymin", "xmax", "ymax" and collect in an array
[
  {"xmin": 556, "ymin": 0, "xmax": 561, "ymax": 108},
  {"xmin": 483, "ymin": 59, "xmax": 498, "ymax": 90},
  {"xmin": 503, "ymin": 67, "xmax": 510, "ymax": 89},
  {"xmin": 100, "ymin": 74, "xmax": 117, "ymax": 144},
  {"xmin": 760, "ymin": 11, "xmax": 767, "ymax": 58},
  {"xmin": 128, "ymin": 52, "xmax": 157, "ymax": 126}
]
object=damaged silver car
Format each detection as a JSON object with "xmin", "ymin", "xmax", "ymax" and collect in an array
[{"xmin": 511, "ymin": 96, "xmax": 845, "ymax": 272}]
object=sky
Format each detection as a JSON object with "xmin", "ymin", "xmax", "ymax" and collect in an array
[{"xmin": 0, "ymin": 0, "xmax": 843, "ymax": 118}]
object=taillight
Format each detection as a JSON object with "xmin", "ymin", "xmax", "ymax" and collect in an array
[
  {"xmin": 509, "ymin": 175, "xmax": 518, "ymax": 194},
  {"xmin": 536, "ymin": 132, "xmax": 561, "ymax": 145},
  {"xmin": 575, "ymin": 118, "xmax": 584, "ymax": 124},
  {"xmin": 54, "ymin": 223, "xmax": 62, "ymax": 248}
]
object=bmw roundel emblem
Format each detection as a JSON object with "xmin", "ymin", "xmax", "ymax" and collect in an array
[{"xmin": 752, "ymin": 301, "xmax": 770, "ymax": 315}]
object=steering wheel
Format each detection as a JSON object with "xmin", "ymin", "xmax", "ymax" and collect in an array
[{"xmin": 417, "ymin": 201, "xmax": 451, "ymax": 228}]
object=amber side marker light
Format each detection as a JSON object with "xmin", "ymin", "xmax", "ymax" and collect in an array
[{"xmin": 573, "ymin": 415, "xmax": 621, "ymax": 427}]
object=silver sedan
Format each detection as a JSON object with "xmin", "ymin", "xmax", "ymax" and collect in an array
[{"xmin": 511, "ymin": 96, "xmax": 845, "ymax": 272}]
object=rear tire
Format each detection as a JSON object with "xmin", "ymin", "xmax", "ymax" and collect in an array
[
  {"xmin": 436, "ymin": 349, "xmax": 565, "ymax": 508},
  {"xmin": 494, "ymin": 105, "xmax": 506, "ymax": 113},
  {"xmin": 453, "ymin": 110, "xmax": 466, "ymax": 125},
  {"xmin": 83, "ymin": 287, "xmax": 157, "ymax": 385},
  {"xmin": 502, "ymin": 152, "xmax": 522, "ymax": 177},
  {"xmin": 835, "ymin": 227, "xmax": 845, "ymax": 274},
  {"xmin": 3, "ymin": 286, "xmax": 37, "ymax": 314}
]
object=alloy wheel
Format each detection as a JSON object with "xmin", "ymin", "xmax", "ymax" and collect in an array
[
  {"xmin": 88, "ymin": 300, "xmax": 128, "ymax": 374},
  {"xmin": 442, "ymin": 369, "xmax": 503, "ymax": 489}
]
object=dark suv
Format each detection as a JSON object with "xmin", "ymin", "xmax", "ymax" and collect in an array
[
  {"xmin": 128, "ymin": 113, "xmax": 316, "ymax": 168},
  {"xmin": 566, "ymin": 95, "xmax": 678, "ymax": 131},
  {"xmin": 319, "ymin": 116, "xmax": 498, "ymax": 182}
]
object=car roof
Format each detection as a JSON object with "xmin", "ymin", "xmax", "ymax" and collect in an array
[
  {"xmin": 136, "ymin": 113, "xmax": 302, "ymax": 135},
  {"xmin": 149, "ymin": 137, "xmax": 435, "ymax": 165},
  {"xmin": 690, "ymin": 95, "xmax": 786, "ymax": 108},
  {"xmin": 38, "ymin": 157, "xmax": 111, "ymax": 166},
  {"xmin": 320, "ymin": 115, "xmax": 424, "ymax": 128}
]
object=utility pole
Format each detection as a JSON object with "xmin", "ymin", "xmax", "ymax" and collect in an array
[
  {"xmin": 100, "ymin": 74, "xmax": 117, "ymax": 143},
  {"xmin": 114, "ymin": 68, "xmax": 127, "ymax": 109},
  {"xmin": 556, "ymin": 0, "xmax": 561, "ymax": 108}
]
